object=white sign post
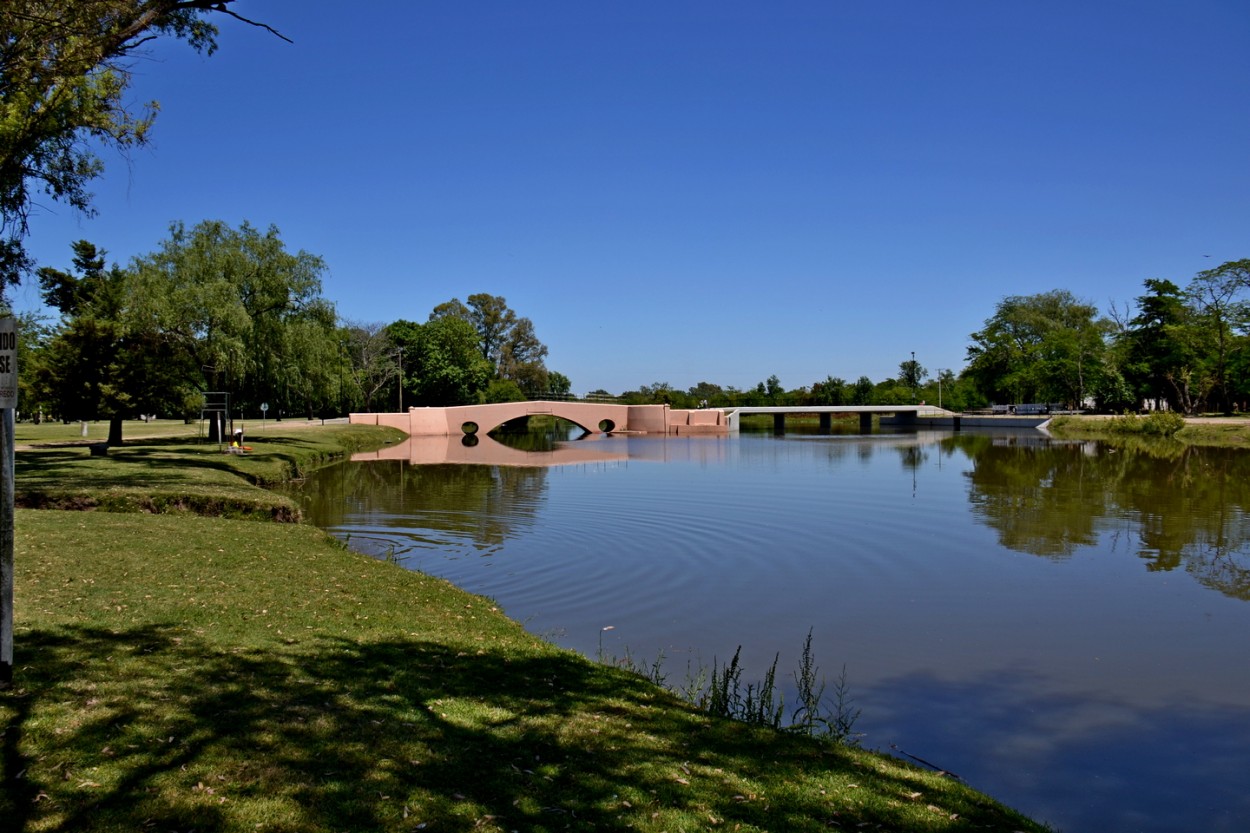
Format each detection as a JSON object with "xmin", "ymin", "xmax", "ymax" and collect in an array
[{"xmin": 0, "ymin": 315, "xmax": 17, "ymax": 687}]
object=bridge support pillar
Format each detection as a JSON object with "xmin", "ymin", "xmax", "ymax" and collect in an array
[
  {"xmin": 859, "ymin": 412, "xmax": 873, "ymax": 432},
  {"xmin": 819, "ymin": 413, "xmax": 832, "ymax": 433},
  {"xmin": 773, "ymin": 413, "xmax": 786, "ymax": 433}
]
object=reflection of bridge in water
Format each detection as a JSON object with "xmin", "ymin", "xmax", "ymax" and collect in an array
[
  {"xmin": 351, "ymin": 427, "xmax": 974, "ymax": 468},
  {"xmin": 352, "ymin": 433, "xmax": 733, "ymax": 467}
]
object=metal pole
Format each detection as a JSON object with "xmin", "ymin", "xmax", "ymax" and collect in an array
[
  {"xmin": 1, "ymin": 408, "xmax": 14, "ymax": 688},
  {"xmin": 397, "ymin": 347, "xmax": 404, "ymax": 412}
]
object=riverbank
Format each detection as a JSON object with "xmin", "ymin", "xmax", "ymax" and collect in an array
[
  {"xmin": 2, "ymin": 421, "xmax": 1049, "ymax": 832},
  {"xmin": 1046, "ymin": 413, "xmax": 1250, "ymax": 446}
]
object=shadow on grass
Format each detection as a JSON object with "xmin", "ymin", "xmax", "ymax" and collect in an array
[{"xmin": 1, "ymin": 625, "xmax": 1034, "ymax": 832}]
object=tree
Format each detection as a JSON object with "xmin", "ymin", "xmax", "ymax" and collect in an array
[
  {"xmin": 850, "ymin": 376, "xmax": 874, "ymax": 405},
  {"xmin": 388, "ymin": 317, "xmax": 492, "ymax": 407},
  {"xmin": 0, "ymin": 1, "xmax": 286, "ymax": 295},
  {"xmin": 546, "ymin": 371, "xmax": 571, "ymax": 398},
  {"xmin": 966, "ymin": 290, "xmax": 1112, "ymax": 407},
  {"xmin": 764, "ymin": 374, "xmax": 784, "ymax": 403},
  {"xmin": 497, "ymin": 316, "xmax": 549, "ymax": 396},
  {"xmin": 342, "ymin": 320, "xmax": 397, "ymax": 413},
  {"xmin": 897, "ymin": 358, "xmax": 927, "ymax": 400},
  {"xmin": 30, "ymin": 240, "xmax": 191, "ymax": 443},
  {"xmin": 808, "ymin": 376, "xmax": 847, "ymax": 406},
  {"xmin": 1118, "ymin": 279, "xmax": 1200, "ymax": 413},
  {"xmin": 430, "ymin": 294, "xmax": 550, "ymax": 396},
  {"xmin": 126, "ymin": 220, "xmax": 337, "ymax": 426},
  {"xmin": 687, "ymin": 381, "xmax": 724, "ymax": 405},
  {"xmin": 1186, "ymin": 260, "xmax": 1250, "ymax": 412}
]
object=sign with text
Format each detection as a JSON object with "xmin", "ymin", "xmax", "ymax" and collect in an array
[{"xmin": 0, "ymin": 317, "xmax": 15, "ymax": 409}]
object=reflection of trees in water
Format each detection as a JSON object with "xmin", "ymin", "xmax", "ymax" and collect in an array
[
  {"xmin": 959, "ymin": 436, "xmax": 1107, "ymax": 559},
  {"xmin": 957, "ymin": 436, "xmax": 1250, "ymax": 600},
  {"xmin": 290, "ymin": 461, "xmax": 549, "ymax": 552}
]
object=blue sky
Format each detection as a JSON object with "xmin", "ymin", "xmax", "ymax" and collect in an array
[{"xmin": 19, "ymin": 1, "xmax": 1250, "ymax": 395}]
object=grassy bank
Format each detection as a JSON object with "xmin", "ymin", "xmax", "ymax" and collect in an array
[
  {"xmin": 13, "ymin": 420, "xmax": 405, "ymax": 520},
  {"xmin": 2, "ymin": 423, "xmax": 1050, "ymax": 832},
  {"xmin": 1048, "ymin": 413, "xmax": 1250, "ymax": 448}
]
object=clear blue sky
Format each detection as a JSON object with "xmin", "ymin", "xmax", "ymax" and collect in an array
[{"xmin": 19, "ymin": 0, "xmax": 1250, "ymax": 395}]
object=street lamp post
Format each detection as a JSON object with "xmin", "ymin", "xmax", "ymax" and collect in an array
[
  {"xmin": 911, "ymin": 351, "xmax": 916, "ymax": 402},
  {"xmin": 396, "ymin": 347, "xmax": 404, "ymax": 412}
]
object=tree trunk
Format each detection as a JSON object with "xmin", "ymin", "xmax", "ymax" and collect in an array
[{"xmin": 108, "ymin": 416, "xmax": 123, "ymax": 446}]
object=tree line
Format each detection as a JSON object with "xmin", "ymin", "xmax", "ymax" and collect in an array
[
  {"xmin": 606, "ymin": 259, "xmax": 1250, "ymax": 416},
  {"xmin": 15, "ymin": 223, "xmax": 568, "ymax": 442},
  {"xmin": 964, "ymin": 261, "xmax": 1250, "ymax": 414}
]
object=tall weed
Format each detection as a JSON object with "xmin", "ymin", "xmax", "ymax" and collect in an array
[{"xmin": 603, "ymin": 628, "xmax": 862, "ymax": 745}]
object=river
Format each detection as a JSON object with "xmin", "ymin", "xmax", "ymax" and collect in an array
[{"xmin": 286, "ymin": 426, "xmax": 1250, "ymax": 833}]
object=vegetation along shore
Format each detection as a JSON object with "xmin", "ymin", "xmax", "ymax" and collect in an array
[{"xmin": 1, "ymin": 419, "xmax": 1051, "ymax": 832}]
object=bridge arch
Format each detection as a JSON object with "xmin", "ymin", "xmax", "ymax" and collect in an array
[{"xmin": 444, "ymin": 402, "xmax": 619, "ymax": 436}]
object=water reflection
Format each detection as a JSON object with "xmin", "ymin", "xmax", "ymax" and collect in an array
[
  {"xmin": 293, "ymin": 460, "xmax": 550, "ymax": 556},
  {"xmin": 955, "ymin": 435, "xmax": 1250, "ymax": 599}
]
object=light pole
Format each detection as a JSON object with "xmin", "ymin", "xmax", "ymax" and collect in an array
[
  {"xmin": 396, "ymin": 347, "xmax": 404, "ymax": 412},
  {"xmin": 911, "ymin": 351, "xmax": 916, "ymax": 402},
  {"xmin": 936, "ymin": 368, "xmax": 945, "ymax": 409}
]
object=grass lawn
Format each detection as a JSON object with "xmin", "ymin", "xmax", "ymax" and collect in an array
[{"xmin": 1, "ymin": 423, "xmax": 1050, "ymax": 832}]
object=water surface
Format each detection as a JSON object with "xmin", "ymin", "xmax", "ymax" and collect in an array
[{"xmin": 289, "ymin": 429, "xmax": 1250, "ymax": 833}]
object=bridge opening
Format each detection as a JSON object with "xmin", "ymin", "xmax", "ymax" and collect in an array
[{"xmin": 491, "ymin": 415, "xmax": 592, "ymax": 452}]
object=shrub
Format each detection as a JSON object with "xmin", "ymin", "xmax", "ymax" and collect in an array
[{"xmin": 1142, "ymin": 411, "xmax": 1185, "ymax": 436}]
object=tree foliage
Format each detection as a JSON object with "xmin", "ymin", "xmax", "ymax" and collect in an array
[
  {"xmin": 0, "ymin": 0, "xmax": 284, "ymax": 294},
  {"xmin": 29, "ymin": 240, "xmax": 192, "ymax": 442},
  {"xmin": 429, "ymin": 293, "xmax": 551, "ymax": 397},
  {"xmin": 966, "ymin": 290, "xmax": 1114, "ymax": 407},
  {"xmin": 388, "ymin": 316, "xmax": 493, "ymax": 407},
  {"xmin": 124, "ymin": 220, "xmax": 337, "ymax": 419},
  {"xmin": 18, "ymin": 221, "xmax": 341, "ymax": 437}
]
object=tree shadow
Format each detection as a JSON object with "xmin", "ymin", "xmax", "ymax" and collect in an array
[{"xmin": 2, "ymin": 625, "xmax": 1036, "ymax": 832}]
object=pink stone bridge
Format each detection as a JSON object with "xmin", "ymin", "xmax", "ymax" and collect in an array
[{"xmin": 350, "ymin": 401, "xmax": 726, "ymax": 437}]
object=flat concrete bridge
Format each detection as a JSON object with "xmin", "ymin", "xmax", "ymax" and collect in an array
[
  {"xmin": 724, "ymin": 404, "xmax": 951, "ymax": 433},
  {"xmin": 350, "ymin": 401, "xmax": 953, "ymax": 437}
]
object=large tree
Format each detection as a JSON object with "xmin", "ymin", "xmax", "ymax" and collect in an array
[
  {"xmin": 1117, "ymin": 279, "xmax": 1200, "ymax": 413},
  {"xmin": 430, "ymin": 293, "xmax": 551, "ymax": 396},
  {"xmin": 966, "ymin": 290, "xmax": 1112, "ymax": 407},
  {"xmin": 341, "ymin": 320, "xmax": 398, "ymax": 413},
  {"xmin": 31, "ymin": 240, "xmax": 192, "ymax": 443},
  {"xmin": 1186, "ymin": 260, "xmax": 1250, "ymax": 413},
  {"xmin": 0, "ymin": 1, "xmax": 285, "ymax": 295},
  {"xmin": 388, "ymin": 317, "xmax": 492, "ymax": 407},
  {"xmin": 126, "ymin": 220, "xmax": 338, "ymax": 424}
]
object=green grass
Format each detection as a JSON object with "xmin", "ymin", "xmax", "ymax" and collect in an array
[
  {"xmin": 1049, "ymin": 414, "xmax": 1250, "ymax": 448},
  {"xmin": 2, "ymin": 423, "xmax": 1051, "ymax": 832},
  {"xmin": 14, "ymin": 422, "xmax": 405, "ymax": 520}
]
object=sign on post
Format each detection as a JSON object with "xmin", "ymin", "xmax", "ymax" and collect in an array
[{"xmin": 0, "ymin": 316, "xmax": 16, "ymax": 409}]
